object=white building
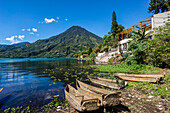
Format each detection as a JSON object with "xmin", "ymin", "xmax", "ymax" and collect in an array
[{"xmin": 152, "ymin": 11, "xmax": 170, "ymax": 29}]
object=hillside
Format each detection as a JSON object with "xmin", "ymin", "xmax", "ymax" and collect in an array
[
  {"xmin": 0, "ymin": 26, "xmax": 103, "ymax": 58},
  {"xmin": 0, "ymin": 42, "xmax": 30, "ymax": 48},
  {"xmin": 0, "ymin": 44, "xmax": 8, "ymax": 48}
]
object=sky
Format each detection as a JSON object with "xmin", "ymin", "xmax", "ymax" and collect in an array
[{"xmin": 0, "ymin": 0, "xmax": 152, "ymax": 45}]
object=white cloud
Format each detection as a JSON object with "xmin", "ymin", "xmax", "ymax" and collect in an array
[
  {"xmin": 6, "ymin": 35, "xmax": 22, "ymax": 44},
  {"xmin": 6, "ymin": 36, "xmax": 15, "ymax": 42},
  {"xmin": 56, "ymin": 20, "xmax": 58, "ymax": 23},
  {"xmin": 45, "ymin": 18, "xmax": 55, "ymax": 23},
  {"xmin": 29, "ymin": 32, "xmax": 34, "ymax": 35},
  {"xmin": 36, "ymin": 34, "xmax": 39, "ymax": 36},
  {"xmin": 18, "ymin": 35, "xmax": 25, "ymax": 40},
  {"xmin": 27, "ymin": 28, "xmax": 31, "ymax": 31},
  {"xmin": 38, "ymin": 21, "xmax": 41, "ymax": 24},
  {"xmin": 57, "ymin": 17, "xmax": 59, "ymax": 19},
  {"xmin": 21, "ymin": 29, "xmax": 25, "ymax": 31},
  {"xmin": 32, "ymin": 28, "xmax": 37, "ymax": 32},
  {"xmin": 65, "ymin": 19, "xmax": 68, "ymax": 21}
]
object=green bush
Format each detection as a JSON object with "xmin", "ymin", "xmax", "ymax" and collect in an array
[
  {"xmin": 146, "ymin": 23, "xmax": 170, "ymax": 68},
  {"xmin": 90, "ymin": 52, "xmax": 97, "ymax": 59}
]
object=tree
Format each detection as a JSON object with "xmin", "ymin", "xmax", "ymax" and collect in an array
[
  {"xmin": 80, "ymin": 50, "xmax": 87, "ymax": 55},
  {"xmin": 110, "ymin": 11, "xmax": 124, "ymax": 37},
  {"xmin": 117, "ymin": 24, "xmax": 125, "ymax": 33},
  {"xmin": 111, "ymin": 11, "xmax": 118, "ymax": 35},
  {"xmin": 103, "ymin": 33, "xmax": 119, "ymax": 48},
  {"xmin": 148, "ymin": 0, "xmax": 169, "ymax": 14},
  {"xmin": 126, "ymin": 26, "xmax": 150, "ymax": 64},
  {"xmin": 87, "ymin": 47, "xmax": 92, "ymax": 55}
]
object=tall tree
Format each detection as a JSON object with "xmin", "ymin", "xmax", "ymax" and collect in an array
[
  {"xmin": 148, "ymin": 0, "xmax": 169, "ymax": 14},
  {"xmin": 110, "ymin": 11, "xmax": 124, "ymax": 37},
  {"xmin": 111, "ymin": 11, "xmax": 118, "ymax": 35}
]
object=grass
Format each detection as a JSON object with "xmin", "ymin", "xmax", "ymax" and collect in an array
[
  {"xmin": 126, "ymin": 74, "xmax": 170, "ymax": 99},
  {"xmin": 91, "ymin": 63, "xmax": 170, "ymax": 99},
  {"xmin": 91, "ymin": 63, "xmax": 159, "ymax": 74}
]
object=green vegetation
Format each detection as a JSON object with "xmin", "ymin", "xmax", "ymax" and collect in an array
[
  {"xmin": 3, "ymin": 106, "xmax": 32, "ymax": 113},
  {"xmin": 0, "ymin": 26, "xmax": 103, "ymax": 58},
  {"xmin": 127, "ymin": 74, "xmax": 170, "ymax": 98},
  {"xmin": 40, "ymin": 98, "xmax": 69, "ymax": 111},
  {"xmin": 91, "ymin": 63, "xmax": 170, "ymax": 99},
  {"xmin": 148, "ymin": 0, "xmax": 169, "ymax": 14},
  {"xmin": 91, "ymin": 63, "xmax": 159, "ymax": 74},
  {"xmin": 123, "ymin": 23, "xmax": 170, "ymax": 68},
  {"xmin": 146, "ymin": 24, "xmax": 170, "ymax": 68},
  {"xmin": 3, "ymin": 98, "xmax": 69, "ymax": 113},
  {"xmin": 124, "ymin": 25, "xmax": 150, "ymax": 64}
]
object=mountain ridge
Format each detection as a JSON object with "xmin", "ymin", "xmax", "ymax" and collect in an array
[
  {"xmin": 0, "ymin": 42, "xmax": 30, "ymax": 48},
  {"xmin": 0, "ymin": 26, "xmax": 103, "ymax": 58}
]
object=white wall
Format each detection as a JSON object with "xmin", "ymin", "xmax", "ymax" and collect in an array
[{"xmin": 152, "ymin": 11, "xmax": 170, "ymax": 29}]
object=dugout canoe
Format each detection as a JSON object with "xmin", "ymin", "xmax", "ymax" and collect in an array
[
  {"xmin": 65, "ymin": 84, "xmax": 100, "ymax": 112},
  {"xmin": 114, "ymin": 73, "xmax": 163, "ymax": 83},
  {"xmin": 89, "ymin": 77, "xmax": 127, "ymax": 89},
  {"xmin": 76, "ymin": 80, "xmax": 122, "ymax": 107},
  {"xmin": 115, "ymin": 73, "xmax": 165, "ymax": 78}
]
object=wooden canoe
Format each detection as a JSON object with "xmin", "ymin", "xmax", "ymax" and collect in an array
[
  {"xmin": 97, "ymin": 77, "xmax": 127, "ymax": 89},
  {"xmin": 89, "ymin": 77, "xmax": 127, "ymax": 89},
  {"xmin": 65, "ymin": 84, "xmax": 100, "ymax": 112},
  {"xmin": 0, "ymin": 88, "xmax": 3, "ymax": 92},
  {"xmin": 76, "ymin": 80, "xmax": 122, "ymax": 107},
  {"xmin": 114, "ymin": 73, "xmax": 162, "ymax": 83},
  {"xmin": 114, "ymin": 73, "xmax": 165, "ymax": 79}
]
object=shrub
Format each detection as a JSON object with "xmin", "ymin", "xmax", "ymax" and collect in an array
[{"xmin": 146, "ymin": 23, "xmax": 170, "ymax": 68}]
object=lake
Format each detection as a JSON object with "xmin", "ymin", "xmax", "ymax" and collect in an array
[{"xmin": 0, "ymin": 58, "xmax": 94, "ymax": 111}]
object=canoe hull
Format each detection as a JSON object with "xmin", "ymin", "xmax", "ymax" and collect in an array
[
  {"xmin": 65, "ymin": 85, "xmax": 99, "ymax": 112},
  {"xmin": 89, "ymin": 78, "xmax": 124, "ymax": 89},
  {"xmin": 116, "ymin": 75, "xmax": 159, "ymax": 82},
  {"xmin": 115, "ymin": 73, "xmax": 165, "ymax": 78},
  {"xmin": 76, "ymin": 80, "xmax": 122, "ymax": 107}
]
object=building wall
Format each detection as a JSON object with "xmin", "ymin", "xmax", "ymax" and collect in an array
[{"xmin": 152, "ymin": 11, "xmax": 170, "ymax": 29}]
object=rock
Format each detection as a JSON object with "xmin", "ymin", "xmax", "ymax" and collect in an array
[
  {"xmin": 57, "ymin": 106, "xmax": 61, "ymax": 109},
  {"xmin": 56, "ymin": 109, "xmax": 61, "ymax": 111},
  {"xmin": 156, "ymin": 105, "xmax": 162, "ymax": 107},
  {"xmin": 148, "ymin": 95, "xmax": 154, "ymax": 98}
]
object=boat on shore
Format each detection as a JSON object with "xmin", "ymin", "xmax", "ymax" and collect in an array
[
  {"xmin": 114, "ymin": 73, "xmax": 165, "ymax": 78},
  {"xmin": 65, "ymin": 84, "xmax": 100, "ymax": 112},
  {"xmin": 88, "ymin": 76, "xmax": 127, "ymax": 89},
  {"xmin": 114, "ymin": 73, "xmax": 165, "ymax": 83},
  {"xmin": 76, "ymin": 80, "xmax": 122, "ymax": 107}
]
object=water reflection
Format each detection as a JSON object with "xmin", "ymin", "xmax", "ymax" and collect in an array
[{"xmin": 0, "ymin": 58, "xmax": 94, "ymax": 111}]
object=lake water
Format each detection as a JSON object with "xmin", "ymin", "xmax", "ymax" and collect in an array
[{"xmin": 0, "ymin": 58, "xmax": 94, "ymax": 111}]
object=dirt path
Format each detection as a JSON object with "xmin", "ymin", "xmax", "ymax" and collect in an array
[{"xmin": 121, "ymin": 88, "xmax": 170, "ymax": 113}]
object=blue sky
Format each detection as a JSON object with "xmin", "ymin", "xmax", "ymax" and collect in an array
[{"xmin": 0, "ymin": 0, "xmax": 152, "ymax": 45}]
